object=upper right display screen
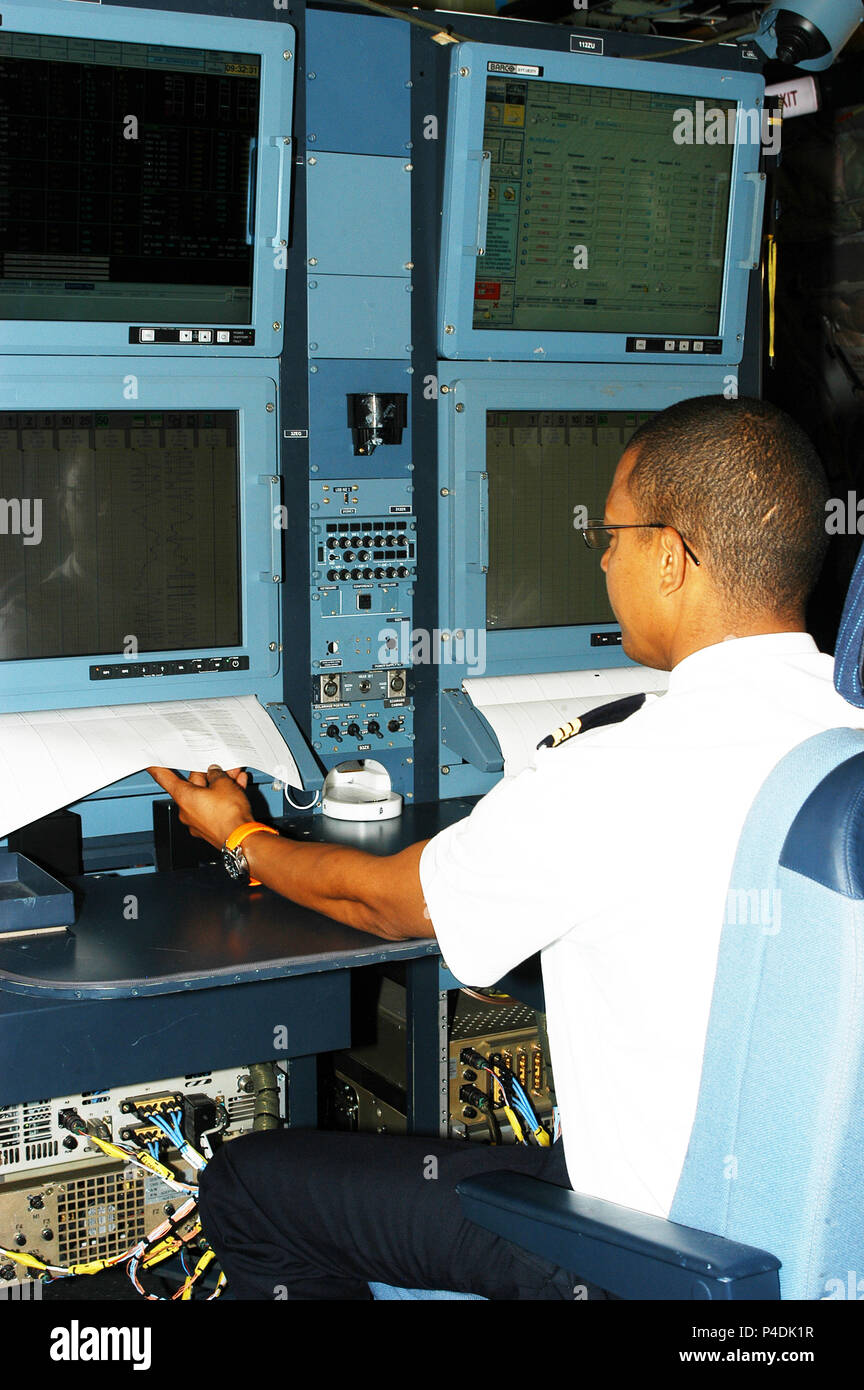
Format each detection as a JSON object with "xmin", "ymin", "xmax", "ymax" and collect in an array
[{"xmin": 438, "ymin": 45, "xmax": 766, "ymax": 363}]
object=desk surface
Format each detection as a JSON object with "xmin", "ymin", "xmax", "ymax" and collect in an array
[{"xmin": 0, "ymin": 799, "xmax": 477, "ymax": 1000}]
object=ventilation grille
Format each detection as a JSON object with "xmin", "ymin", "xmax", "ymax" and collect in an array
[
  {"xmin": 450, "ymin": 1003, "xmax": 536, "ymax": 1039},
  {"xmin": 21, "ymin": 1102, "xmax": 57, "ymax": 1162},
  {"xmin": 57, "ymin": 1171, "xmax": 145, "ymax": 1265},
  {"xmin": 0, "ymin": 1107, "xmax": 21, "ymax": 1168},
  {"xmin": 226, "ymin": 1094, "xmax": 255, "ymax": 1127},
  {"xmin": 81, "ymin": 1090, "xmax": 110, "ymax": 1107}
]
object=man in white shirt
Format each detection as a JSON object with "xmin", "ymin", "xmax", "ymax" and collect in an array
[{"xmin": 150, "ymin": 395, "xmax": 856, "ymax": 1298}]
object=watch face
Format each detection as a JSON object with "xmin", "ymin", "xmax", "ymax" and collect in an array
[{"xmin": 222, "ymin": 847, "xmax": 247, "ymax": 881}]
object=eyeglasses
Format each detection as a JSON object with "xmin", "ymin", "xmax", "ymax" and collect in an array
[{"xmin": 580, "ymin": 522, "xmax": 700, "ymax": 567}]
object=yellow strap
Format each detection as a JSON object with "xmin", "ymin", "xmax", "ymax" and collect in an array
[
  {"xmin": 224, "ymin": 821, "xmax": 278, "ymax": 852},
  {"xmin": 767, "ymin": 234, "xmax": 778, "ymax": 362}
]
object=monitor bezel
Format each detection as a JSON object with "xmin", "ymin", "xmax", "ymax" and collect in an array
[
  {"xmin": 0, "ymin": 1, "xmax": 294, "ymax": 359},
  {"xmin": 438, "ymin": 42, "xmax": 766, "ymax": 364},
  {"xmin": 0, "ymin": 358, "xmax": 282, "ymax": 712}
]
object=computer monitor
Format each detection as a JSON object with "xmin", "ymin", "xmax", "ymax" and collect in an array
[
  {"xmin": 438, "ymin": 43, "xmax": 766, "ymax": 363},
  {"xmin": 438, "ymin": 365, "xmax": 734, "ymax": 676},
  {"xmin": 0, "ymin": 2, "xmax": 294, "ymax": 357},
  {"xmin": 0, "ymin": 359, "xmax": 282, "ymax": 712},
  {"xmin": 484, "ymin": 406, "xmax": 650, "ymax": 633}
]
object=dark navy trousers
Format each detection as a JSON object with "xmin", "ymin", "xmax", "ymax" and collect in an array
[{"xmin": 198, "ymin": 1128, "xmax": 602, "ymax": 1301}]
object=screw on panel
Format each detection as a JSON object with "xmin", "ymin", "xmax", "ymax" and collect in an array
[
  {"xmin": 284, "ymin": 51, "xmax": 293, "ymax": 60},
  {"xmin": 266, "ymin": 403, "xmax": 275, "ymax": 413},
  {"xmin": 440, "ymin": 488, "xmax": 450, "ymax": 496},
  {"xmin": 444, "ymin": 325, "xmax": 455, "ymax": 334},
  {"xmin": 441, "ymin": 766, "xmax": 450, "ymax": 774},
  {"xmin": 455, "ymin": 403, "xmax": 464, "ymax": 412}
]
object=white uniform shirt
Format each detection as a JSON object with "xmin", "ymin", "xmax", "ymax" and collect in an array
[{"xmin": 420, "ymin": 634, "xmax": 860, "ymax": 1218}]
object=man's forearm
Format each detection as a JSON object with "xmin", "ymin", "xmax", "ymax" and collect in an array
[{"xmin": 243, "ymin": 830, "xmax": 434, "ymax": 941}]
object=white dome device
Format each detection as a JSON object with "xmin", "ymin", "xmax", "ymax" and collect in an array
[{"xmin": 321, "ymin": 760, "xmax": 403, "ymax": 822}]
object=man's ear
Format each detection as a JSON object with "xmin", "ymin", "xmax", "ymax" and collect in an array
[{"xmin": 657, "ymin": 528, "xmax": 689, "ymax": 598}]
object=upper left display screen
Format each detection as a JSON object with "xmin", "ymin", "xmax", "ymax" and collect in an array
[
  {"xmin": 0, "ymin": 32, "xmax": 259, "ymax": 327},
  {"xmin": 0, "ymin": 3, "xmax": 295, "ymax": 356}
]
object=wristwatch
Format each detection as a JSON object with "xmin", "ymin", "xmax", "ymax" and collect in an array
[{"xmin": 221, "ymin": 821, "xmax": 279, "ymax": 885}]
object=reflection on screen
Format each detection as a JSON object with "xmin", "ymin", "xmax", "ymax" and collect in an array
[
  {"xmin": 0, "ymin": 410, "xmax": 241, "ymax": 660},
  {"xmin": 474, "ymin": 77, "xmax": 734, "ymax": 335},
  {"xmin": 486, "ymin": 409, "xmax": 651, "ymax": 631},
  {"xmin": 0, "ymin": 32, "xmax": 260, "ymax": 324}
]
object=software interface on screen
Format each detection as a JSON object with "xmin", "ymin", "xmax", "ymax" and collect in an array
[
  {"xmin": 474, "ymin": 77, "xmax": 735, "ymax": 335},
  {"xmin": 485, "ymin": 408, "xmax": 652, "ymax": 631},
  {"xmin": 0, "ymin": 410, "xmax": 241, "ymax": 661},
  {"xmin": 0, "ymin": 32, "xmax": 261, "ymax": 324}
]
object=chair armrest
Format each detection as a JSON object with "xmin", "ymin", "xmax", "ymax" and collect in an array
[{"xmin": 457, "ymin": 1170, "xmax": 781, "ymax": 1300}]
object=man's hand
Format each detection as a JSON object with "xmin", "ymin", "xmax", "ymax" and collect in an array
[
  {"xmin": 147, "ymin": 765, "xmax": 255, "ymax": 849},
  {"xmin": 147, "ymin": 765, "xmax": 435, "ymax": 942}
]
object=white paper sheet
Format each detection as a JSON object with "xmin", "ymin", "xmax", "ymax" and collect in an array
[
  {"xmin": 463, "ymin": 666, "xmax": 668, "ymax": 776},
  {"xmin": 0, "ymin": 695, "xmax": 303, "ymax": 839}
]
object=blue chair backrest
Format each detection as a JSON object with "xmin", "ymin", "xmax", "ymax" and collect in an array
[{"xmin": 670, "ymin": 727, "xmax": 864, "ymax": 1299}]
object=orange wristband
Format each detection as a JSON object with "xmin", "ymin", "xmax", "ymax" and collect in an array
[{"xmin": 225, "ymin": 822, "xmax": 278, "ymax": 886}]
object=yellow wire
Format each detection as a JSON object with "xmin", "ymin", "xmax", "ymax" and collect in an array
[
  {"xmin": 179, "ymin": 1248, "xmax": 215, "ymax": 1300},
  {"xmin": 502, "ymin": 1105, "xmax": 525, "ymax": 1143}
]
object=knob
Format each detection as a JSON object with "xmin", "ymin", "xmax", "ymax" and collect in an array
[
  {"xmin": 327, "ymin": 569, "xmax": 339, "ymax": 582},
  {"xmin": 389, "ymin": 674, "xmax": 405, "ymax": 693},
  {"xmin": 343, "ymin": 550, "xmax": 355, "ymax": 563},
  {"xmin": 41, "ymin": 1228, "xmax": 54, "ymax": 1241},
  {"xmin": 361, "ymin": 535, "xmax": 372, "ymax": 547},
  {"xmin": 28, "ymin": 1196, "xmax": 44, "ymax": 1211},
  {"xmin": 367, "ymin": 720, "xmax": 382, "ymax": 737},
  {"xmin": 326, "ymin": 724, "xmax": 342, "ymax": 741},
  {"xmin": 362, "ymin": 568, "xmax": 374, "ymax": 579},
  {"xmin": 396, "ymin": 566, "xmax": 409, "ymax": 578},
  {"xmin": 358, "ymin": 550, "xmax": 370, "ymax": 562},
  {"xmin": 351, "ymin": 568, "xmax": 361, "ymax": 579},
  {"xmin": 339, "ymin": 569, "xmax": 350, "ymax": 581},
  {"xmin": 374, "ymin": 568, "xmax": 385, "ymax": 579},
  {"xmin": 388, "ymin": 718, "xmax": 402, "ymax": 732},
  {"xmin": 347, "ymin": 723, "xmax": 361, "ymax": 738},
  {"xmin": 358, "ymin": 680, "xmax": 371, "ymax": 693},
  {"xmin": 385, "ymin": 567, "xmax": 396, "ymax": 579}
]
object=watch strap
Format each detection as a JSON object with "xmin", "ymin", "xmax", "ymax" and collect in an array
[{"xmin": 224, "ymin": 821, "xmax": 278, "ymax": 852}]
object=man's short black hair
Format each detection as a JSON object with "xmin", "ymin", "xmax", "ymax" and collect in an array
[{"xmin": 625, "ymin": 395, "xmax": 830, "ymax": 615}]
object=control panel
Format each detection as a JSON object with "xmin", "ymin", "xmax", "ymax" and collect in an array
[{"xmin": 310, "ymin": 478, "xmax": 416, "ymax": 760}]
